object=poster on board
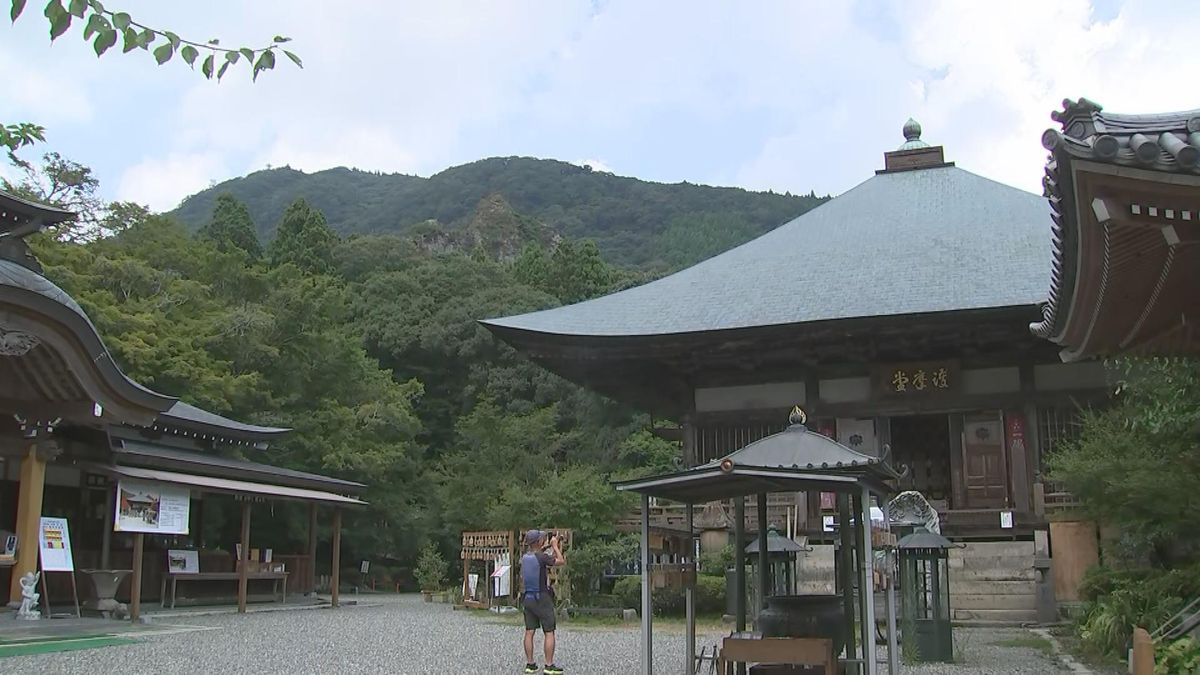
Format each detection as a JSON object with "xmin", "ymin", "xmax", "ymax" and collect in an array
[
  {"xmin": 167, "ymin": 549, "xmax": 200, "ymax": 574},
  {"xmin": 115, "ymin": 480, "xmax": 191, "ymax": 535},
  {"xmin": 39, "ymin": 517, "xmax": 74, "ymax": 572}
]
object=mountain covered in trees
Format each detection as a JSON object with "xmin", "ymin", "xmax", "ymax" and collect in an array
[{"xmin": 172, "ymin": 157, "xmax": 825, "ymax": 270}]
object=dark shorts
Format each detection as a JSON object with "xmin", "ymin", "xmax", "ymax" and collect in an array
[{"xmin": 523, "ymin": 592, "xmax": 556, "ymax": 632}]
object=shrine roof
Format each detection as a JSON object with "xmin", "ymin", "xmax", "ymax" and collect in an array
[
  {"xmin": 1040, "ymin": 98, "xmax": 1200, "ymax": 177},
  {"xmin": 156, "ymin": 401, "xmax": 291, "ymax": 439},
  {"xmin": 484, "ymin": 162, "xmax": 1050, "ymax": 339}
]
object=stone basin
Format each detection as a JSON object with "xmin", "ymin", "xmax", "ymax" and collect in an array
[{"xmin": 78, "ymin": 569, "xmax": 131, "ymax": 618}]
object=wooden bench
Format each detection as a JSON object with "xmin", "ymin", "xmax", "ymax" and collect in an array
[
  {"xmin": 717, "ymin": 636, "xmax": 836, "ymax": 675},
  {"xmin": 160, "ymin": 571, "xmax": 288, "ymax": 609}
]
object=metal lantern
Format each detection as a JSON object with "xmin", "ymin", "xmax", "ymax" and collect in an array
[
  {"xmin": 897, "ymin": 528, "xmax": 955, "ymax": 663},
  {"xmin": 744, "ymin": 526, "xmax": 804, "ymax": 601}
]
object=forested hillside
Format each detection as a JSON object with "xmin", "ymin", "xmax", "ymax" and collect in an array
[
  {"xmin": 7, "ymin": 150, "xmax": 818, "ymax": 592},
  {"xmin": 172, "ymin": 157, "xmax": 825, "ymax": 270}
]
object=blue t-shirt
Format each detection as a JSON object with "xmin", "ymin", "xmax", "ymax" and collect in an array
[{"xmin": 521, "ymin": 551, "xmax": 554, "ymax": 596}]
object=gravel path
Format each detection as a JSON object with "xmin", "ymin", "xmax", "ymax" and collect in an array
[{"xmin": 9, "ymin": 595, "xmax": 1067, "ymax": 674}]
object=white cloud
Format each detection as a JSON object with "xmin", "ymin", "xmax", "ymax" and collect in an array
[
  {"xmin": 117, "ymin": 153, "xmax": 228, "ymax": 211},
  {"xmin": 5, "ymin": 0, "xmax": 1198, "ymax": 209},
  {"xmin": 573, "ymin": 158, "xmax": 613, "ymax": 173}
]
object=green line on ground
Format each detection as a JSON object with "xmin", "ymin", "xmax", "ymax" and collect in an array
[
  {"xmin": 0, "ymin": 633, "xmax": 114, "ymax": 646},
  {"xmin": 0, "ymin": 636, "xmax": 135, "ymax": 658}
]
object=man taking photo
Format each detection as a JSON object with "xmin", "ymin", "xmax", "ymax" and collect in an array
[{"xmin": 521, "ymin": 529, "xmax": 565, "ymax": 674}]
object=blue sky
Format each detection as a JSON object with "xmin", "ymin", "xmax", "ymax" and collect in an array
[{"xmin": 2, "ymin": 0, "xmax": 1196, "ymax": 211}]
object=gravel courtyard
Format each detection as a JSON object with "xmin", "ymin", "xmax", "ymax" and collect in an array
[{"xmin": 8, "ymin": 595, "xmax": 1068, "ymax": 674}]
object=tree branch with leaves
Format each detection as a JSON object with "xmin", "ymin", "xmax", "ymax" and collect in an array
[{"xmin": 3, "ymin": 1, "xmax": 301, "ymax": 153}]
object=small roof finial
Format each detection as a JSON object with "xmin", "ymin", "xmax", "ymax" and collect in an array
[
  {"xmin": 898, "ymin": 118, "xmax": 930, "ymax": 150},
  {"xmin": 788, "ymin": 405, "xmax": 807, "ymax": 427}
]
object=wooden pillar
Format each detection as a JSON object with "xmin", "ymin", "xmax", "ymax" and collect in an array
[
  {"xmin": 129, "ymin": 532, "xmax": 144, "ymax": 621},
  {"xmin": 685, "ymin": 502, "xmax": 695, "ymax": 675},
  {"xmin": 8, "ymin": 446, "xmax": 46, "ymax": 605},
  {"xmin": 1006, "ymin": 410, "xmax": 1032, "ymax": 512},
  {"xmin": 193, "ymin": 495, "xmax": 205, "ymax": 548},
  {"xmin": 462, "ymin": 557, "xmax": 470, "ymax": 602},
  {"xmin": 756, "ymin": 493, "xmax": 769, "ymax": 613},
  {"xmin": 682, "ymin": 415, "xmax": 697, "ymax": 468},
  {"xmin": 331, "ymin": 507, "xmax": 342, "ymax": 608},
  {"xmin": 100, "ymin": 484, "xmax": 115, "ymax": 570},
  {"xmin": 307, "ymin": 502, "xmax": 318, "ymax": 596},
  {"xmin": 733, "ymin": 497, "xmax": 746, "ymax": 632},
  {"xmin": 640, "ymin": 494, "xmax": 653, "ymax": 675},
  {"xmin": 948, "ymin": 414, "xmax": 966, "ymax": 509},
  {"xmin": 837, "ymin": 493, "xmax": 857, "ymax": 660},
  {"xmin": 238, "ymin": 501, "xmax": 251, "ymax": 614}
]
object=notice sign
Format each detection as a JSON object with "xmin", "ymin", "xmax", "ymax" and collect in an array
[
  {"xmin": 115, "ymin": 480, "xmax": 191, "ymax": 535},
  {"xmin": 39, "ymin": 517, "xmax": 74, "ymax": 572}
]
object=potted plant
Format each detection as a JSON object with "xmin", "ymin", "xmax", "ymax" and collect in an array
[{"xmin": 414, "ymin": 543, "xmax": 447, "ymax": 603}]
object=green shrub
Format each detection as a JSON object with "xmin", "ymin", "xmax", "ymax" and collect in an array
[
  {"xmin": 699, "ymin": 545, "xmax": 733, "ymax": 577},
  {"xmin": 1077, "ymin": 564, "xmax": 1200, "ymax": 655},
  {"xmin": 696, "ymin": 575, "xmax": 726, "ymax": 614},
  {"xmin": 614, "ymin": 576, "xmax": 640, "ymax": 609},
  {"xmin": 414, "ymin": 543, "xmax": 448, "ymax": 591},
  {"xmin": 1157, "ymin": 636, "xmax": 1200, "ymax": 675},
  {"xmin": 612, "ymin": 575, "xmax": 725, "ymax": 616}
]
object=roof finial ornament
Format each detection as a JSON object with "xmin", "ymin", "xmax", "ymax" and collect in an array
[
  {"xmin": 788, "ymin": 405, "xmax": 807, "ymax": 427},
  {"xmin": 898, "ymin": 118, "xmax": 930, "ymax": 150}
]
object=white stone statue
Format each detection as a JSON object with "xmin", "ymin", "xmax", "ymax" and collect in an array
[{"xmin": 16, "ymin": 571, "xmax": 41, "ymax": 620}]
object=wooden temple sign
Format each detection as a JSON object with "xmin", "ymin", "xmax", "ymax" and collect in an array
[
  {"xmin": 460, "ymin": 530, "xmax": 515, "ymax": 561},
  {"xmin": 873, "ymin": 361, "xmax": 959, "ymax": 398}
]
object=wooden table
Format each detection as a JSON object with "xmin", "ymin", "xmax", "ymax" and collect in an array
[
  {"xmin": 717, "ymin": 636, "xmax": 836, "ymax": 675},
  {"xmin": 160, "ymin": 571, "xmax": 288, "ymax": 609}
]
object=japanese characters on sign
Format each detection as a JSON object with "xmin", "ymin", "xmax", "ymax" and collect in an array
[{"xmin": 875, "ymin": 361, "xmax": 959, "ymax": 398}]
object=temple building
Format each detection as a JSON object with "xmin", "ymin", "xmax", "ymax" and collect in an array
[
  {"xmin": 1, "ymin": 190, "xmax": 360, "ymax": 613},
  {"xmin": 485, "ymin": 120, "xmax": 1113, "ymax": 622}
]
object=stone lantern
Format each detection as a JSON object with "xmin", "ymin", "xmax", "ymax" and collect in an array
[{"xmin": 897, "ymin": 528, "xmax": 955, "ymax": 663}]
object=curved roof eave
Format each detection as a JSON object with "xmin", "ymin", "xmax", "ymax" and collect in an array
[
  {"xmin": 0, "ymin": 260, "xmax": 176, "ymax": 415},
  {"xmin": 2, "ymin": 260, "xmax": 290, "ymax": 440},
  {"xmin": 484, "ymin": 165, "xmax": 1052, "ymax": 340},
  {"xmin": 156, "ymin": 401, "xmax": 292, "ymax": 440}
]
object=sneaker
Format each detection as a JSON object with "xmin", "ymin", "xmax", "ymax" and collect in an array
[
  {"xmin": 543, "ymin": 665, "xmax": 563, "ymax": 675},
  {"xmin": 524, "ymin": 664, "xmax": 539, "ymax": 674}
]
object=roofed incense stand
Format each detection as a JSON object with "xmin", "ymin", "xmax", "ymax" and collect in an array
[{"xmin": 615, "ymin": 407, "xmax": 902, "ymax": 675}]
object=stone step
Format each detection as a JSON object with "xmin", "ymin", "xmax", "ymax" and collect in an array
[
  {"xmin": 950, "ymin": 542, "xmax": 1036, "ymax": 559},
  {"xmin": 948, "ymin": 555, "xmax": 1034, "ymax": 570},
  {"xmin": 950, "ymin": 567, "xmax": 1038, "ymax": 582},
  {"xmin": 950, "ymin": 593, "xmax": 1038, "ymax": 610},
  {"xmin": 951, "ymin": 608, "xmax": 1038, "ymax": 624},
  {"xmin": 950, "ymin": 579, "xmax": 1037, "ymax": 596}
]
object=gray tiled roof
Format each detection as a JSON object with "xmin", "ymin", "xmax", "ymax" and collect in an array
[
  {"xmin": 485, "ymin": 165, "xmax": 1051, "ymax": 337},
  {"xmin": 117, "ymin": 439, "xmax": 361, "ymax": 491},
  {"xmin": 159, "ymin": 401, "xmax": 291, "ymax": 436}
]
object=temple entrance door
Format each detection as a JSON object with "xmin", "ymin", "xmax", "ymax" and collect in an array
[{"xmin": 962, "ymin": 412, "xmax": 1008, "ymax": 508}]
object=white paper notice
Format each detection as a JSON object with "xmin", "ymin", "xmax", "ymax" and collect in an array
[
  {"xmin": 115, "ymin": 480, "xmax": 191, "ymax": 535},
  {"xmin": 1000, "ymin": 511, "xmax": 1014, "ymax": 529},
  {"xmin": 39, "ymin": 517, "xmax": 75, "ymax": 572}
]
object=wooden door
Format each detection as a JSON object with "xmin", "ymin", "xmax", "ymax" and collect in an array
[{"xmin": 962, "ymin": 412, "xmax": 1008, "ymax": 508}]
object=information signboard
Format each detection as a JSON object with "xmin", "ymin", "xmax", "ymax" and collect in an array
[{"xmin": 114, "ymin": 480, "xmax": 191, "ymax": 535}]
